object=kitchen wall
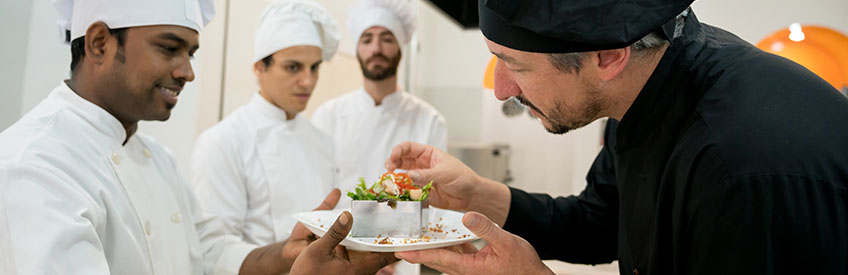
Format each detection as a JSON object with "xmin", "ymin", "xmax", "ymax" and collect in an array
[
  {"xmin": 0, "ymin": 1, "xmax": 845, "ymax": 274},
  {"xmin": 0, "ymin": 1, "xmax": 31, "ymax": 131},
  {"xmin": 2, "ymin": 0, "xmax": 846, "ymax": 199},
  {"xmin": 413, "ymin": 0, "xmax": 848, "ymax": 198}
]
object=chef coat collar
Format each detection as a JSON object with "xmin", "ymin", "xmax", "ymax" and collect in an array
[
  {"xmin": 355, "ymin": 87, "xmax": 404, "ymax": 108},
  {"xmin": 249, "ymin": 93, "xmax": 301, "ymax": 126},
  {"xmin": 57, "ymin": 81, "xmax": 127, "ymax": 145},
  {"xmin": 615, "ymin": 12, "xmax": 704, "ymax": 153}
]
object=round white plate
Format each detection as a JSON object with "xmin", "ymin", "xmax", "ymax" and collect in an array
[{"xmin": 292, "ymin": 208, "xmax": 479, "ymax": 252}]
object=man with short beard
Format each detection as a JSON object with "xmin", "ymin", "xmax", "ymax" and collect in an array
[
  {"xmin": 312, "ymin": 0, "xmax": 447, "ymax": 207},
  {"xmin": 383, "ymin": 0, "xmax": 848, "ymax": 274}
]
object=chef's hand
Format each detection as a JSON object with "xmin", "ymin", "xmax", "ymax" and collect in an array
[
  {"xmin": 291, "ymin": 211, "xmax": 398, "ymax": 275},
  {"xmin": 385, "ymin": 141, "xmax": 511, "ymax": 225},
  {"xmin": 239, "ymin": 189, "xmax": 342, "ymax": 275},
  {"xmin": 395, "ymin": 212, "xmax": 553, "ymax": 275},
  {"xmin": 281, "ymin": 188, "xmax": 342, "ymax": 262}
]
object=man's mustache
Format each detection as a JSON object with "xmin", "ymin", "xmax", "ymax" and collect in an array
[
  {"xmin": 515, "ymin": 95, "xmax": 547, "ymax": 119},
  {"xmin": 367, "ymin": 55, "xmax": 389, "ymax": 64}
]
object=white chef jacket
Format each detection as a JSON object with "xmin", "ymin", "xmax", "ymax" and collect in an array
[
  {"xmin": 191, "ymin": 94, "xmax": 337, "ymax": 247},
  {"xmin": 311, "ymin": 88, "xmax": 446, "ymax": 207},
  {"xmin": 0, "ymin": 82, "xmax": 253, "ymax": 275}
]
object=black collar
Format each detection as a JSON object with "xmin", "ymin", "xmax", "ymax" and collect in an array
[{"xmin": 615, "ymin": 12, "xmax": 705, "ymax": 153}]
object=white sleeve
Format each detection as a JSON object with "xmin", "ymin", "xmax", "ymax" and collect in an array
[
  {"xmin": 0, "ymin": 164, "xmax": 111, "ymax": 274},
  {"xmin": 0, "ymin": 191, "xmax": 13, "ymax": 275},
  {"xmin": 428, "ymin": 114, "xmax": 448, "ymax": 152},
  {"xmin": 310, "ymin": 103, "xmax": 332, "ymax": 136},
  {"xmin": 189, "ymin": 132, "xmax": 257, "ymax": 275}
]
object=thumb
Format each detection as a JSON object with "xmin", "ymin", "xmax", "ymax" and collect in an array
[
  {"xmin": 407, "ymin": 168, "xmax": 436, "ymax": 185},
  {"xmin": 314, "ymin": 188, "xmax": 341, "ymax": 211},
  {"xmin": 462, "ymin": 212, "xmax": 508, "ymax": 247},
  {"xmin": 313, "ymin": 211, "xmax": 352, "ymax": 251}
]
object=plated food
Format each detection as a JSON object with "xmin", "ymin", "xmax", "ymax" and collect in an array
[
  {"xmin": 292, "ymin": 208, "xmax": 479, "ymax": 252},
  {"xmin": 347, "ymin": 172, "xmax": 434, "ymax": 202},
  {"xmin": 348, "ymin": 172, "xmax": 434, "ymax": 237}
]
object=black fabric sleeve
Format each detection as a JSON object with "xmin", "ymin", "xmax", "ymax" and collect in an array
[{"xmin": 502, "ymin": 120, "xmax": 620, "ymax": 264}]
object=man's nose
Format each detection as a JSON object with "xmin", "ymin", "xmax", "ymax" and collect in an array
[{"xmin": 492, "ymin": 60, "xmax": 520, "ymax": 101}]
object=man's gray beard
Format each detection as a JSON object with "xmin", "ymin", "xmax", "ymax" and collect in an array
[{"xmin": 516, "ymin": 89, "xmax": 604, "ymax": 135}]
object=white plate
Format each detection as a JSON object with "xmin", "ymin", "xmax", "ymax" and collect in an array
[{"xmin": 292, "ymin": 208, "xmax": 479, "ymax": 252}]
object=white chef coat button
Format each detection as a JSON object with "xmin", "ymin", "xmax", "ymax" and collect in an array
[
  {"xmin": 142, "ymin": 148, "xmax": 151, "ymax": 158},
  {"xmin": 144, "ymin": 221, "xmax": 152, "ymax": 236},
  {"xmin": 111, "ymin": 152, "xmax": 121, "ymax": 165},
  {"xmin": 170, "ymin": 212, "xmax": 182, "ymax": 223}
]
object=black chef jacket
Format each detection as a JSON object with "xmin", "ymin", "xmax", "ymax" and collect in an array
[{"xmin": 502, "ymin": 12, "xmax": 848, "ymax": 275}]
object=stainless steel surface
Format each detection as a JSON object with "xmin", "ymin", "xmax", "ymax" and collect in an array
[
  {"xmin": 448, "ymin": 143, "xmax": 512, "ymax": 184},
  {"xmin": 351, "ymin": 200, "xmax": 429, "ymax": 238}
]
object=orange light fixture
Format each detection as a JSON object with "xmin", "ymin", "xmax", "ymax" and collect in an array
[
  {"xmin": 756, "ymin": 24, "xmax": 848, "ymax": 92},
  {"xmin": 483, "ymin": 55, "xmax": 497, "ymax": 90}
]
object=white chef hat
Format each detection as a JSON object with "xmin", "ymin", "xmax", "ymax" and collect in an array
[
  {"xmin": 254, "ymin": 0, "xmax": 341, "ymax": 63},
  {"xmin": 347, "ymin": 0, "xmax": 416, "ymax": 47},
  {"xmin": 53, "ymin": 0, "xmax": 215, "ymax": 44}
]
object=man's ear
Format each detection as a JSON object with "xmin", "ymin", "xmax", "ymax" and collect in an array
[
  {"xmin": 83, "ymin": 21, "xmax": 113, "ymax": 66},
  {"xmin": 253, "ymin": 60, "xmax": 266, "ymax": 79},
  {"xmin": 595, "ymin": 47, "xmax": 630, "ymax": 81}
]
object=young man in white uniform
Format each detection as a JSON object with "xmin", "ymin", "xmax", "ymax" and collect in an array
[
  {"xmin": 191, "ymin": 0, "xmax": 340, "ymax": 266},
  {"xmin": 312, "ymin": 0, "xmax": 447, "ymax": 206},
  {"xmin": 0, "ymin": 0, "xmax": 394, "ymax": 274}
]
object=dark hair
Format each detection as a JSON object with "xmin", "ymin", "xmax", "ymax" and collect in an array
[
  {"xmin": 261, "ymin": 55, "xmax": 274, "ymax": 69},
  {"xmin": 69, "ymin": 27, "xmax": 128, "ymax": 72}
]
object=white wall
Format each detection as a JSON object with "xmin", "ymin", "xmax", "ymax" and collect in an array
[
  {"xmin": 691, "ymin": 0, "xmax": 848, "ymax": 43},
  {"xmin": 0, "ymin": 0, "xmax": 32, "ymax": 130},
  {"xmin": 2, "ymin": 0, "xmax": 847, "ymax": 194},
  {"xmin": 413, "ymin": 0, "xmax": 848, "ymax": 198}
]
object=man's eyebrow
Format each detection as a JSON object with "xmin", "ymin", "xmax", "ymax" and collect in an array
[
  {"xmin": 491, "ymin": 51, "xmax": 523, "ymax": 65},
  {"xmin": 158, "ymin": 32, "xmax": 199, "ymax": 52},
  {"xmin": 282, "ymin": 60, "xmax": 304, "ymax": 65}
]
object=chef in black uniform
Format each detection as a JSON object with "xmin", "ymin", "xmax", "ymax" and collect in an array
[{"xmin": 384, "ymin": 0, "xmax": 848, "ymax": 274}]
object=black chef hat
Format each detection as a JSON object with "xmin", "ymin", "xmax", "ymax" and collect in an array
[{"xmin": 479, "ymin": 0, "xmax": 694, "ymax": 53}]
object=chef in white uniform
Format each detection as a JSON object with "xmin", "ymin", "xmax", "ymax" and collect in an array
[
  {"xmin": 312, "ymin": 0, "xmax": 447, "ymax": 207},
  {"xmin": 191, "ymin": 0, "xmax": 339, "ymax": 256},
  {"xmin": 0, "ymin": 0, "xmax": 394, "ymax": 274},
  {"xmin": 0, "ymin": 0, "xmax": 232, "ymax": 273}
]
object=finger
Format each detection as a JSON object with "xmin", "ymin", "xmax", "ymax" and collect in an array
[
  {"xmin": 313, "ymin": 211, "xmax": 352, "ymax": 252},
  {"xmin": 314, "ymin": 188, "xmax": 341, "ymax": 211},
  {"xmin": 462, "ymin": 212, "xmax": 509, "ymax": 249},
  {"xmin": 446, "ymin": 242, "xmax": 479, "ymax": 254},
  {"xmin": 335, "ymin": 245, "xmax": 349, "ymax": 260},
  {"xmin": 352, "ymin": 252, "xmax": 398, "ymax": 275},
  {"xmin": 376, "ymin": 263, "xmax": 396, "ymax": 275},
  {"xmin": 395, "ymin": 249, "xmax": 464, "ymax": 275},
  {"xmin": 385, "ymin": 141, "xmax": 428, "ymax": 171},
  {"xmin": 406, "ymin": 168, "xmax": 436, "ymax": 185},
  {"xmin": 289, "ymin": 222, "xmax": 313, "ymax": 240},
  {"xmin": 376, "ymin": 267, "xmax": 394, "ymax": 275}
]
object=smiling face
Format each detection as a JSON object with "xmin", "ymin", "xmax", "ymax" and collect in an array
[
  {"xmin": 486, "ymin": 39, "xmax": 613, "ymax": 135},
  {"xmin": 254, "ymin": 45, "xmax": 323, "ymax": 119},
  {"xmin": 356, "ymin": 26, "xmax": 401, "ymax": 81},
  {"xmin": 98, "ymin": 25, "xmax": 199, "ymax": 122}
]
